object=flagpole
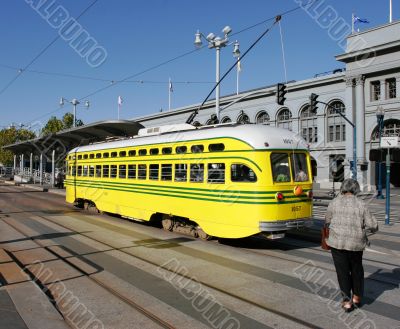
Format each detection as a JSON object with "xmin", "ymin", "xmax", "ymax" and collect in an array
[
  {"xmin": 351, "ymin": 13, "xmax": 355, "ymax": 33},
  {"xmin": 168, "ymin": 77, "xmax": 171, "ymax": 111},
  {"xmin": 389, "ymin": 0, "xmax": 393, "ymax": 22},
  {"xmin": 118, "ymin": 103, "xmax": 120, "ymax": 120}
]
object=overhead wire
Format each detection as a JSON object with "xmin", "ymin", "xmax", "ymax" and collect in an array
[
  {"xmin": 0, "ymin": 0, "xmax": 99, "ymax": 97},
  {"xmin": 22, "ymin": 0, "xmax": 319, "ymax": 126}
]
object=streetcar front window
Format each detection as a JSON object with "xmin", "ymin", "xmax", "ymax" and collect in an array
[
  {"xmin": 292, "ymin": 153, "xmax": 309, "ymax": 182},
  {"xmin": 271, "ymin": 153, "xmax": 291, "ymax": 183}
]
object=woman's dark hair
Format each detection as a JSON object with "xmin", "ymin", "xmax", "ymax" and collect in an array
[{"xmin": 340, "ymin": 178, "xmax": 360, "ymax": 195}]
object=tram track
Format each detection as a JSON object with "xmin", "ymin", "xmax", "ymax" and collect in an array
[
  {"xmin": 0, "ymin": 186, "xmax": 321, "ymax": 329},
  {"xmin": 1, "ymin": 217, "xmax": 177, "ymax": 329}
]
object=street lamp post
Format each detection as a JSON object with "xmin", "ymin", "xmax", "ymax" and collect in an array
[
  {"xmin": 59, "ymin": 97, "xmax": 90, "ymax": 127},
  {"xmin": 194, "ymin": 26, "xmax": 240, "ymax": 121},
  {"xmin": 376, "ymin": 106, "xmax": 385, "ymax": 199}
]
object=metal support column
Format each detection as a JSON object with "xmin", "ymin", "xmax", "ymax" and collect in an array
[
  {"xmin": 39, "ymin": 153, "xmax": 43, "ymax": 185},
  {"xmin": 51, "ymin": 150, "xmax": 55, "ymax": 187},
  {"xmin": 30, "ymin": 153, "xmax": 33, "ymax": 177}
]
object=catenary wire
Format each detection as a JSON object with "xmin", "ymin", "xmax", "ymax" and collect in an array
[
  {"xmin": 0, "ymin": 0, "xmax": 100, "ymax": 97},
  {"xmin": 22, "ymin": 0, "xmax": 319, "ymax": 126}
]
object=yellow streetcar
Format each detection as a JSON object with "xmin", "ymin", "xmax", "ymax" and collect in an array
[{"xmin": 64, "ymin": 123, "xmax": 313, "ymax": 239}]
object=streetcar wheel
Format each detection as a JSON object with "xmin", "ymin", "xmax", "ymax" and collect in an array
[
  {"xmin": 197, "ymin": 228, "xmax": 212, "ymax": 240},
  {"xmin": 161, "ymin": 217, "xmax": 175, "ymax": 231}
]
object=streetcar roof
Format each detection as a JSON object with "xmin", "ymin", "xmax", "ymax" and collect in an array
[{"xmin": 68, "ymin": 124, "xmax": 308, "ymax": 154}]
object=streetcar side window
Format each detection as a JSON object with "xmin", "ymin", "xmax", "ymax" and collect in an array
[
  {"xmin": 291, "ymin": 153, "xmax": 309, "ymax": 182},
  {"xmin": 231, "ymin": 164, "xmax": 257, "ymax": 182},
  {"xmin": 162, "ymin": 147, "xmax": 172, "ymax": 155},
  {"xmin": 95, "ymin": 165, "xmax": 101, "ymax": 177},
  {"xmin": 119, "ymin": 151, "xmax": 126, "ymax": 157},
  {"xmin": 271, "ymin": 153, "xmax": 291, "ymax": 183},
  {"xmin": 89, "ymin": 165, "xmax": 95, "ymax": 177},
  {"xmin": 209, "ymin": 143, "xmax": 225, "ymax": 152},
  {"xmin": 111, "ymin": 152, "xmax": 117, "ymax": 158},
  {"xmin": 191, "ymin": 145, "xmax": 204, "ymax": 153},
  {"xmin": 83, "ymin": 165, "xmax": 88, "ymax": 177},
  {"xmin": 83, "ymin": 154, "xmax": 88, "ymax": 159},
  {"xmin": 139, "ymin": 149, "xmax": 147, "ymax": 156},
  {"xmin": 128, "ymin": 150, "xmax": 136, "ymax": 157},
  {"xmin": 161, "ymin": 164, "xmax": 172, "ymax": 181},
  {"xmin": 190, "ymin": 164, "xmax": 204, "ymax": 182},
  {"xmin": 71, "ymin": 166, "xmax": 76, "ymax": 176},
  {"xmin": 208, "ymin": 163, "xmax": 225, "ymax": 183},
  {"xmin": 138, "ymin": 164, "xmax": 147, "ymax": 179},
  {"xmin": 110, "ymin": 165, "xmax": 117, "ymax": 178},
  {"xmin": 89, "ymin": 154, "xmax": 94, "ymax": 159},
  {"xmin": 96, "ymin": 153, "xmax": 102, "ymax": 159},
  {"xmin": 103, "ymin": 152, "xmax": 109, "ymax": 158},
  {"xmin": 176, "ymin": 146, "xmax": 187, "ymax": 154},
  {"xmin": 150, "ymin": 148, "xmax": 159, "ymax": 155},
  {"xmin": 77, "ymin": 166, "xmax": 82, "ymax": 176},
  {"xmin": 149, "ymin": 164, "xmax": 159, "ymax": 180},
  {"xmin": 102, "ymin": 165, "xmax": 110, "ymax": 178},
  {"xmin": 175, "ymin": 164, "xmax": 187, "ymax": 182},
  {"xmin": 119, "ymin": 165, "xmax": 126, "ymax": 179},
  {"xmin": 78, "ymin": 155, "xmax": 82, "ymax": 160},
  {"xmin": 128, "ymin": 165, "xmax": 136, "ymax": 179}
]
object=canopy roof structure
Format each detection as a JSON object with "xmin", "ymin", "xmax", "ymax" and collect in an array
[{"xmin": 3, "ymin": 120, "xmax": 145, "ymax": 155}]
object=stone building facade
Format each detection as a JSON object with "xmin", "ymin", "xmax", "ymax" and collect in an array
[{"xmin": 134, "ymin": 21, "xmax": 400, "ymax": 190}]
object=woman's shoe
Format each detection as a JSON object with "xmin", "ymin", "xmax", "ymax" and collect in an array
[
  {"xmin": 342, "ymin": 301, "xmax": 354, "ymax": 313},
  {"xmin": 352, "ymin": 295, "xmax": 361, "ymax": 308}
]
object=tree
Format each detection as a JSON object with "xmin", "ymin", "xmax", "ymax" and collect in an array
[
  {"xmin": 62, "ymin": 112, "xmax": 74, "ymax": 129},
  {"xmin": 0, "ymin": 127, "xmax": 36, "ymax": 166},
  {"xmin": 41, "ymin": 116, "xmax": 63, "ymax": 136}
]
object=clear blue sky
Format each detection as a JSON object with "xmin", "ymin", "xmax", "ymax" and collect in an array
[{"xmin": 0, "ymin": 0, "xmax": 397, "ymax": 130}]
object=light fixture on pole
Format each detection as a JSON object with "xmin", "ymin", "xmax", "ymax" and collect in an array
[
  {"xmin": 59, "ymin": 97, "xmax": 90, "ymax": 127},
  {"xmin": 376, "ymin": 106, "xmax": 385, "ymax": 199},
  {"xmin": 194, "ymin": 26, "xmax": 239, "ymax": 121}
]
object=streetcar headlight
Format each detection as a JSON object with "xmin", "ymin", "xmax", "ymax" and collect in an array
[{"xmin": 293, "ymin": 185, "xmax": 303, "ymax": 196}]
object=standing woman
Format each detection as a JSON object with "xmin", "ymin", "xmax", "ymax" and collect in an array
[{"xmin": 325, "ymin": 178, "xmax": 378, "ymax": 312}]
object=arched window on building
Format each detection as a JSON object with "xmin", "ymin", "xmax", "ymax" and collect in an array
[
  {"xmin": 300, "ymin": 105, "xmax": 318, "ymax": 143},
  {"xmin": 327, "ymin": 100, "xmax": 346, "ymax": 142},
  {"xmin": 237, "ymin": 111, "xmax": 250, "ymax": 124},
  {"xmin": 371, "ymin": 119, "xmax": 400, "ymax": 140},
  {"xmin": 276, "ymin": 108, "xmax": 292, "ymax": 131},
  {"xmin": 221, "ymin": 116, "xmax": 232, "ymax": 123},
  {"xmin": 255, "ymin": 111, "xmax": 270, "ymax": 125}
]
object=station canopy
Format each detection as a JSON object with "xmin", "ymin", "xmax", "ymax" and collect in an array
[{"xmin": 3, "ymin": 120, "xmax": 145, "ymax": 155}]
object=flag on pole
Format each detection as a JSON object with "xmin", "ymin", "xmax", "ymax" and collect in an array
[
  {"xmin": 353, "ymin": 16, "xmax": 370, "ymax": 24},
  {"xmin": 169, "ymin": 79, "xmax": 173, "ymax": 92},
  {"xmin": 237, "ymin": 58, "xmax": 242, "ymax": 72},
  {"xmin": 118, "ymin": 95, "xmax": 123, "ymax": 106}
]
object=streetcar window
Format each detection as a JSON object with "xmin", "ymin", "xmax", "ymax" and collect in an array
[
  {"xmin": 68, "ymin": 156, "xmax": 71, "ymax": 160},
  {"xmin": 207, "ymin": 163, "xmax": 225, "ymax": 183},
  {"xmin": 190, "ymin": 164, "xmax": 204, "ymax": 182},
  {"xmin": 128, "ymin": 150, "xmax": 136, "ymax": 157},
  {"xmin": 96, "ymin": 153, "xmax": 102, "ymax": 158},
  {"xmin": 89, "ymin": 165, "xmax": 95, "ymax": 177},
  {"xmin": 102, "ymin": 165, "xmax": 109, "ymax": 178},
  {"xmin": 119, "ymin": 165, "xmax": 126, "ymax": 179},
  {"xmin": 77, "ymin": 166, "xmax": 82, "ymax": 176},
  {"xmin": 209, "ymin": 143, "xmax": 225, "ymax": 152},
  {"xmin": 95, "ymin": 165, "xmax": 101, "ymax": 177},
  {"xmin": 110, "ymin": 165, "xmax": 117, "ymax": 178},
  {"xmin": 139, "ymin": 149, "xmax": 147, "ymax": 156},
  {"xmin": 128, "ymin": 165, "xmax": 136, "ymax": 179},
  {"xmin": 111, "ymin": 152, "xmax": 117, "ymax": 158},
  {"xmin": 71, "ymin": 166, "xmax": 76, "ymax": 176},
  {"xmin": 150, "ymin": 148, "xmax": 159, "ymax": 155},
  {"xmin": 191, "ymin": 145, "xmax": 204, "ymax": 153},
  {"xmin": 138, "ymin": 164, "xmax": 147, "ymax": 179},
  {"xmin": 78, "ymin": 155, "xmax": 82, "ymax": 160},
  {"xmin": 176, "ymin": 146, "xmax": 187, "ymax": 154},
  {"xmin": 83, "ymin": 154, "xmax": 88, "ymax": 159},
  {"xmin": 162, "ymin": 147, "xmax": 172, "ymax": 154},
  {"xmin": 83, "ymin": 165, "xmax": 88, "ymax": 177},
  {"xmin": 175, "ymin": 164, "xmax": 187, "ymax": 182},
  {"xmin": 149, "ymin": 164, "xmax": 159, "ymax": 180},
  {"xmin": 161, "ymin": 164, "xmax": 172, "ymax": 181},
  {"xmin": 271, "ymin": 153, "xmax": 291, "ymax": 183},
  {"xmin": 103, "ymin": 152, "xmax": 109, "ymax": 158},
  {"xmin": 231, "ymin": 164, "xmax": 257, "ymax": 182},
  {"xmin": 119, "ymin": 151, "xmax": 126, "ymax": 157},
  {"xmin": 89, "ymin": 154, "xmax": 95, "ymax": 159},
  {"xmin": 291, "ymin": 153, "xmax": 309, "ymax": 182}
]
